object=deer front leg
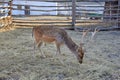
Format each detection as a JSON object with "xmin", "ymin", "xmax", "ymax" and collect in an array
[
  {"xmin": 37, "ymin": 41, "xmax": 46, "ymax": 58},
  {"xmin": 56, "ymin": 43, "xmax": 61, "ymax": 55},
  {"xmin": 55, "ymin": 42, "xmax": 65, "ymax": 65}
]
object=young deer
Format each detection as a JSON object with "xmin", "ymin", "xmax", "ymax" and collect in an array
[{"xmin": 32, "ymin": 26, "xmax": 84, "ymax": 64}]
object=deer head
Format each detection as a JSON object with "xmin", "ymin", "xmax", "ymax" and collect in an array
[
  {"xmin": 77, "ymin": 43, "xmax": 85, "ymax": 64},
  {"xmin": 78, "ymin": 28, "xmax": 99, "ymax": 64}
]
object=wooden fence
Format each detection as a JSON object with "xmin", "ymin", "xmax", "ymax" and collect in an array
[
  {"xmin": 1, "ymin": 0, "xmax": 120, "ymax": 30},
  {"xmin": 0, "ymin": 0, "xmax": 13, "ymax": 31}
]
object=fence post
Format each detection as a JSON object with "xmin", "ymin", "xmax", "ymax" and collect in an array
[
  {"xmin": 25, "ymin": 5, "xmax": 30, "ymax": 15},
  {"xmin": 72, "ymin": 0, "xmax": 76, "ymax": 30},
  {"xmin": 118, "ymin": 0, "xmax": 120, "ymax": 28},
  {"xmin": 8, "ymin": 0, "xmax": 13, "ymax": 29},
  {"xmin": 8, "ymin": 0, "xmax": 12, "ymax": 16}
]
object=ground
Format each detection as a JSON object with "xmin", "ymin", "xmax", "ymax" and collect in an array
[{"xmin": 0, "ymin": 28, "xmax": 120, "ymax": 80}]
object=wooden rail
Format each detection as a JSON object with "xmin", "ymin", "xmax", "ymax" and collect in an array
[{"xmin": 14, "ymin": 0, "xmax": 118, "ymax": 2}]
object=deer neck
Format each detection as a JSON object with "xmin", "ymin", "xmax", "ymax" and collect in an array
[{"xmin": 64, "ymin": 36, "xmax": 79, "ymax": 55}]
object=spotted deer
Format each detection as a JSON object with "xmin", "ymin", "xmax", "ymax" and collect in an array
[{"xmin": 32, "ymin": 26, "xmax": 84, "ymax": 64}]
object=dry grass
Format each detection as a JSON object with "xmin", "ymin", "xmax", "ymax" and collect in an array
[{"xmin": 0, "ymin": 28, "xmax": 120, "ymax": 80}]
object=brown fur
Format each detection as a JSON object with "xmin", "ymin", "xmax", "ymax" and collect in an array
[{"xmin": 32, "ymin": 26, "xmax": 84, "ymax": 64}]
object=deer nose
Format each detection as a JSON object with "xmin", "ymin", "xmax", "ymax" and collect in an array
[{"xmin": 79, "ymin": 60, "xmax": 83, "ymax": 64}]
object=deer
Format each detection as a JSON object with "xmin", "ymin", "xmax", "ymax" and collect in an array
[{"xmin": 32, "ymin": 26, "xmax": 84, "ymax": 64}]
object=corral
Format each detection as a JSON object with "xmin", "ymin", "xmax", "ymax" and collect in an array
[
  {"xmin": 0, "ymin": 0, "xmax": 120, "ymax": 30},
  {"xmin": 0, "ymin": 0, "xmax": 120, "ymax": 80}
]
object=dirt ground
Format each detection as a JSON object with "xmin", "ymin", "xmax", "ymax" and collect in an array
[{"xmin": 0, "ymin": 28, "xmax": 120, "ymax": 80}]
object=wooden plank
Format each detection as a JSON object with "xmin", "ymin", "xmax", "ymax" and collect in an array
[
  {"xmin": 12, "ymin": 8, "xmax": 72, "ymax": 12},
  {"xmin": 12, "ymin": 4, "xmax": 72, "ymax": 8},
  {"xmin": 13, "ymin": 18, "xmax": 71, "ymax": 21},
  {"xmin": 76, "ymin": 20, "xmax": 118, "ymax": 23},
  {"xmin": 76, "ymin": 5, "xmax": 119, "ymax": 8},
  {"xmin": 13, "ymin": 19, "xmax": 118, "ymax": 23},
  {"xmin": 12, "ymin": 7, "xmax": 119, "ymax": 12},
  {"xmin": 13, "ymin": 21, "xmax": 71, "ymax": 24},
  {"xmin": 13, "ymin": 20, "xmax": 72, "ymax": 23},
  {"xmin": 0, "ymin": 2, "xmax": 9, "ymax": 3},
  {"xmin": 12, "ymin": 4, "xmax": 117, "ymax": 8},
  {"xmin": 13, "ymin": 17, "xmax": 71, "ymax": 22},
  {"xmin": 13, "ymin": 15, "xmax": 71, "ymax": 17},
  {"xmin": 0, "ymin": 6, "xmax": 11, "ymax": 8},
  {"xmin": 14, "ymin": 0, "xmax": 72, "ymax": 2},
  {"xmin": 14, "ymin": 0, "xmax": 118, "ymax": 2},
  {"xmin": 76, "ymin": 9, "xmax": 118, "ymax": 11},
  {"xmin": 14, "ymin": 23, "xmax": 72, "ymax": 27}
]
